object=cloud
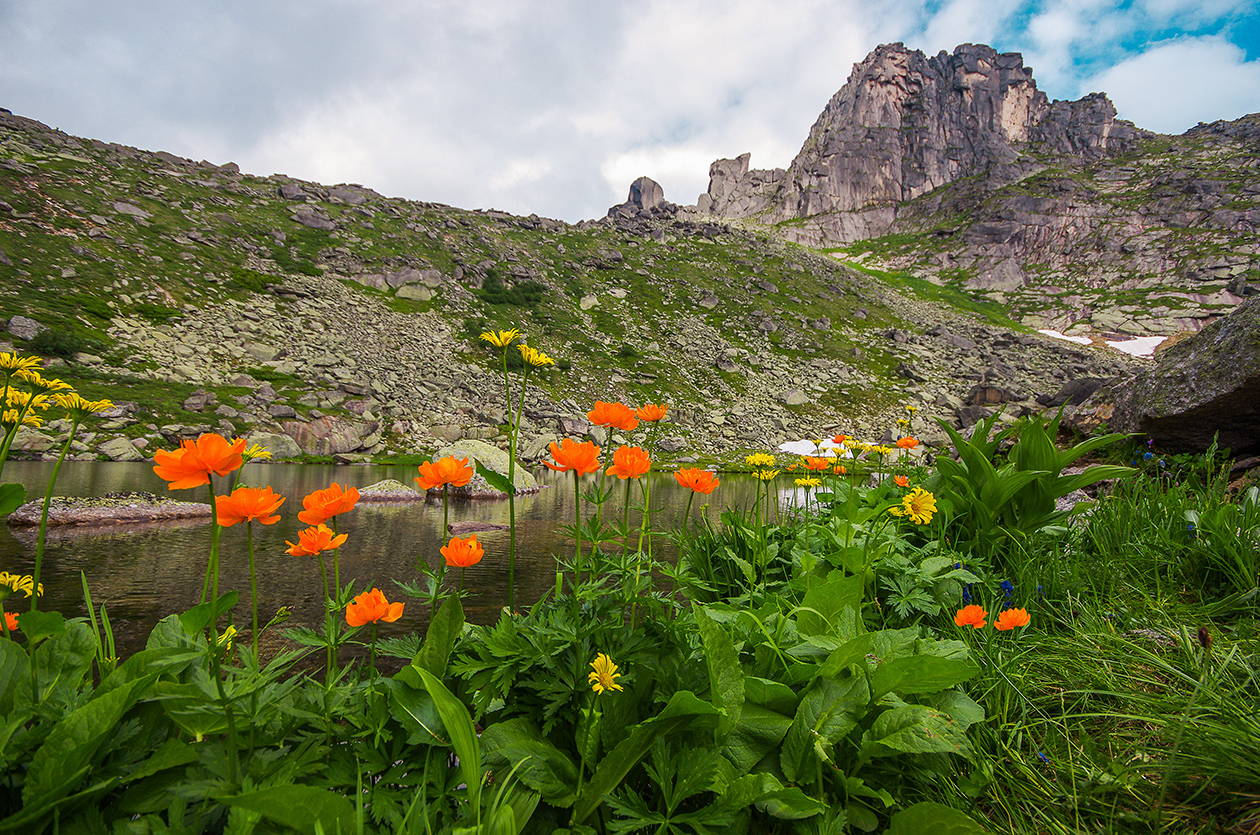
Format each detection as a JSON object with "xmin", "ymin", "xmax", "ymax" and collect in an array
[{"xmin": 1080, "ymin": 35, "xmax": 1260, "ymax": 131}]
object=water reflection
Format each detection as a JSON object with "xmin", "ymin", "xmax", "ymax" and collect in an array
[{"xmin": 1, "ymin": 460, "xmax": 762, "ymax": 657}]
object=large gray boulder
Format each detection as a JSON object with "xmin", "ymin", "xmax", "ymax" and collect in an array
[{"xmin": 1070, "ymin": 295, "xmax": 1260, "ymax": 455}]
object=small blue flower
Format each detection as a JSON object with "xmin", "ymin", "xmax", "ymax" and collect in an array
[
  {"xmin": 1143, "ymin": 452, "xmax": 1153, "ymax": 461},
  {"xmin": 1037, "ymin": 584, "xmax": 1045, "ymax": 602},
  {"xmin": 1001, "ymin": 580, "xmax": 1014, "ymax": 598},
  {"xmin": 962, "ymin": 585, "xmax": 972, "ymax": 603},
  {"xmin": 1158, "ymin": 459, "xmax": 1166, "ymax": 468},
  {"xmin": 1037, "ymin": 751, "xmax": 1051, "ymax": 764}
]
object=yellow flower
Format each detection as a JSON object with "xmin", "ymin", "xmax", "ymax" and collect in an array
[
  {"xmin": 905, "ymin": 405, "xmax": 919, "ymax": 414},
  {"xmin": 0, "ymin": 571, "xmax": 43, "ymax": 600},
  {"xmin": 16, "ymin": 369, "xmax": 73, "ymax": 395},
  {"xmin": 243, "ymin": 443, "xmax": 273, "ymax": 461},
  {"xmin": 891, "ymin": 488, "xmax": 936, "ymax": 525},
  {"xmin": 1, "ymin": 408, "xmax": 41, "ymax": 429},
  {"xmin": 517, "ymin": 344, "xmax": 555, "ymax": 368},
  {"xmin": 0, "ymin": 352, "xmax": 42, "ymax": 378},
  {"xmin": 216, "ymin": 624, "xmax": 237, "ymax": 650},
  {"xmin": 795, "ymin": 477, "xmax": 821, "ymax": 488},
  {"xmin": 755, "ymin": 468, "xmax": 780, "ymax": 482},
  {"xmin": 745, "ymin": 452, "xmax": 775, "ymax": 467},
  {"xmin": 480, "ymin": 328, "xmax": 522, "ymax": 348},
  {"xmin": 54, "ymin": 392, "xmax": 113, "ymax": 421},
  {"xmin": 589, "ymin": 653, "xmax": 624, "ymax": 695}
]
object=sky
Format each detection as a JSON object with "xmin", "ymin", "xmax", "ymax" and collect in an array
[{"xmin": 2, "ymin": 1, "xmax": 1258, "ymax": 223}]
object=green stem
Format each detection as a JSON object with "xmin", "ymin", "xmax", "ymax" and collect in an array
[
  {"xmin": 30, "ymin": 416, "xmax": 80, "ymax": 612},
  {"xmin": 316, "ymin": 553, "xmax": 333, "ymax": 685},
  {"xmin": 434, "ymin": 485, "xmax": 449, "ymax": 619},
  {"xmin": 621, "ymin": 479, "xmax": 632, "ymax": 561},
  {"xmin": 632, "ymin": 477, "xmax": 651, "ymax": 627},
  {"xmin": 508, "ymin": 367, "xmax": 528, "ymax": 613},
  {"xmin": 368, "ymin": 622, "xmax": 379, "ymax": 678},
  {"xmin": 247, "ymin": 521, "xmax": 258, "ymax": 661}
]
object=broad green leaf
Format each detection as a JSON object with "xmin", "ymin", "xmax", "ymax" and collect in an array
[
  {"xmin": 861, "ymin": 705, "xmax": 971, "ymax": 760},
  {"xmin": 23, "ymin": 674, "xmax": 157, "ymax": 811},
  {"xmin": 757, "ymin": 788, "xmax": 829, "ymax": 820},
  {"xmin": 417, "ymin": 667, "xmax": 484, "ymax": 810},
  {"xmin": 177, "ymin": 591, "xmax": 239, "ymax": 636},
  {"xmin": 20, "ymin": 620, "xmax": 95, "ymax": 710},
  {"xmin": 816, "ymin": 633, "xmax": 873, "ymax": 680},
  {"xmin": 696, "ymin": 606, "xmax": 744, "ymax": 743},
  {"xmin": 780, "ymin": 674, "xmax": 869, "ymax": 783},
  {"xmin": 0, "ymin": 638, "xmax": 27, "ymax": 715},
  {"xmin": 796, "ymin": 571, "xmax": 863, "ymax": 638},
  {"xmin": 743, "ymin": 676, "xmax": 798, "ymax": 716},
  {"xmin": 923, "ymin": 690, "xmax": 986, "ymax": 730},
  {"xmin": 475, "ymin": 460, "xmax": 516, "ymax": 496},
  {"xmin": 412, "ymin": 594, "xmax": 464, "ymax": 678},
  {"xmin": 15, "ymin": 609, "xmax": 66, "ymax": 645},
  {"xmin": 384, "ymin": 677, "xmax": 447, "ymax": 746},
  {"xmin": 573, "ymin": 691, "xmax": 720, "ymax": 824},
  {"xmin": 222, "ymin": 785, "xmax": 357, "ymax": 835},
  {"xmin": 888, "ymin": 801, "xmax": 987, "ymax": 834},
  {"xmin": 0, "ymin": 483, "xmax": 25, "ymax": 516},
  {"xmin": 869, "ymin": 654, "xmax": 978, "ymax": 700},
  {"xmin": 724, "ymin": 702, "xmax": 793, "ymax": 775},
  {"xmin": 481, "ymin": 717, "xmax": 579, "ymax": 806}
]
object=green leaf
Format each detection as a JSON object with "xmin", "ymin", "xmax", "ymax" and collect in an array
[
  {"xmin": 0, "ymin": 639, "xmax": 28, "ymax": 715},
  {"xmin": 481, "ymin": 717, "xmax": 579, "ymax": 806},
  {"xmin": 888, "ymin": 801, "xmax": 987, "ymax": 834},
  {"xmin": 816, "ymin": 633, "xmax": 873, "ymax": 680},
  {"xmin": 19, "ymin": 620, "xmax": 96, "ymax": 710},
  {"xmin": 780, "ymin": 674, "xmax": 870, "ymax": 783},
  {"xmin": 725, "ymin": 703, "xmax": 793, "ymax": 776},
  {"xmin": 869, "ymin": 654, "xmax": 978, "ymax": 700},
  {"xmin": 743, "ymin": 676, "xmax": 798, "ymax": 716},
  {"xmin": 861, "ymin": 705, "xmax": 972, "ymax": 760},
  {"xmin": 0, "ymin": 483, "xmax": 26, "ymax": 516},
  {"xmin": 572, "ymin": 691, "xmax": 720, "ymax": 824},
  {"xmin": 412, "ymin": 594, "xmax": 464, "ymax": 677},
  {"xmin": 696, "ymin": 606, "xmax": 745, "ymax": 744},
  {"xmin": 796, "ymin": 571, "xmax": 864, "ymax": 639},
  {"xmin": 177, "ymin": 591, "xmax": 239, "ymax": 636},
  {"xmin": 475, "ymin": 460, "xmax": 516, "ymax": 496},
  {"xmin": 15, "ymin": 609, "xmax": 66, "ymax": 645},
  {"xmin": 221, "ymin": 785, "xmax": 357, "ymax": 835},
  {"xmin": 384, "ymin": 677, "xmax": 447, "ymax": 746},
  {"xmin": 417, "ymin": 667, "xmax": 485, "ymax": 810}
]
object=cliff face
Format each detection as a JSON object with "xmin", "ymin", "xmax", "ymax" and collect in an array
[{"xmin": 692, "ymin": 42, "xmax": 1258, "ymax": 337}]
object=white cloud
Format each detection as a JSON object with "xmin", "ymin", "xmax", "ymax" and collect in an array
[{"xmin": 1081, "ymin": 35, "xmax": 1260, "ymax": 132}]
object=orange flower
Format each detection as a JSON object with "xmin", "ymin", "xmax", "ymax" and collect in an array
[
  {"xmin": 587, "ymin": 401, "xmax": 638, "ymax": 431},
  {"xmin": 674, "ymin": 467, "xmax": 719, "ymax": 494},
  {"xmin": 995, "ymin": 608, "xmax": 1031, "ymax": 631},
  {"xmin": 897, "ymin": 437, "xmax": 920, "ymax": 450},
  {"xmin": 544, "ymin": 438, "xmax": 601, "ymax": 476},
  {"xmin": 954, "ymin": 604, "xmax": 988, "ymax": 629},
  {"xmin": 345, "ymin": 588, "xmax": 404, "ymax": 627},
  {"xmin": 297, "ymin": 483, "xmax": 359, "ymax": 525},
  {"xmin": 441, "ymin": 534, "xmax": 485, "ymax": 568},
  {"xmin": 832, "ymin": 464, "xmax": 847, "ymax": 475},
  {"xmin": 894, "ymin": 475, "xmax": 909, "ymax": 487},
  {"xmin": 152, "ymin": 433, "xmax": 246, "ymax": 489},
  {"xmin": 832, "ymin": 434, "xmax": 849, "ymax": 445},
  {"xmin": 415, "ymin": 456, "xmax": 474, "ymax": 491},
  {"xmin": 285, "ymin": 524, "xmax": 348, "ymax": 556},
  {"xmin": 216, "ymin": 486, "xmax": 285, "ymax": 526},
  {"xmin": 3, "ymin": 610, "xmax": 17, "ymax": 632},
  {"xmin": 801, "ymin": 456, "xmax": 831, "ymax": 472},
  {"xmin": 607, "ymin": 445, "xmax": 650, "ymax": 480},
  {"xmin": 636, "ymin": 403, "xmax": 668, "ymax": 422}
]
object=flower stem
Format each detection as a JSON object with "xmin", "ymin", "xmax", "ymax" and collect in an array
[
  {"xmin": 247, "ymin": 521, "xmax": 259, "ymax": 661},
  {"xmin": 30, "ymin": 416, "xmax": 79, "ymax": 612}
]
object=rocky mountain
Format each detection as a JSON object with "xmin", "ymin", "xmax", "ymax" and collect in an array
[
  {"xmin": 0, "ymin": 43, "xmax": 1199, "ymax": 464},
  {"xmin": 689, "ymin": 42, "xmax": 1258, "ymax": 339}
]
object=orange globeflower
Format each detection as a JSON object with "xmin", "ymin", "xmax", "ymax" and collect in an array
[
  {"xmin": 152, "ymin": 433, "xmax": 247, "ymax": 489},
  {"xmin": 415, "ymin": 456, "xmax": 475, "ymax": 491},
  {"xmin": 832, "ymin": 464, "xmax": 847, "ymax": 475},
  {"xmin": 216, "ymin": 486, "xmax": 285, "ymax": 526},
  {"xmin": 3, "ymin": 610, "xmax": 17, "ymax": 632},
  {"xmin": 544, "ymin": 438, "xmax": 601, "ymax": 476},
  {"xmin": 636, "ymin": 403, "xmax": 668, "ymax": 422},
  {"xmin": 441, "ymin": 534, "xmax": 485, "ymax": 568},
  {"xmin": 607, "ymin": 445, "xmax": 650, "ymax": 480},
  {"xmin": 345, "ymin": 588, "xmax": 404, "ymax": 627},
  {"xmin": 674, "ymin": 467, "xmax": 719, "ymax": 494},
  {"xmin": 894, "ymin": 475, "xmax": 910, "ymax": 487},
  {"xmin": 995, "ymin": 608, "xmax": 1031, "ymax": 631},
  {"xmin": 297, "ymin": 483, "xmax": 360, "ymax": 525},
  {"xmin": 832, "ymin": 434, "xmax": 849, "ymax": 445},
  {"xmin": 897, "ymin": 437, "xmax": 920, "ymax": 450},
  {"xmin": 801, "ymin": 456, "xmax": 831, "ymax": 472},
  {"xmin": 587, "ymin": 401, "xmax": 638, "ymax": 431},
  {"xmin": 285, "ymin": 524, "xmax": 348, "ymax": 556},
  {"xmin": 954, "ymin": 604, "xmax": 988, "ymax": 629}
]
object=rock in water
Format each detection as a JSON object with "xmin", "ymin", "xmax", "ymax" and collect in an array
[{"xmin": 1071, "ymin": 295, "xmax": 1260, "ymax": 455}]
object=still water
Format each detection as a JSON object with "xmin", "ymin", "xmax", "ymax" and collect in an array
[{"xmin": 1, "ymin": 460, "xmax": 762, "ymax": 657}]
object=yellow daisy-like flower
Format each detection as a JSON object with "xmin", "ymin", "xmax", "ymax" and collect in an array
[
  {"xmin": 54, "ymin": 392, "xmax": 113, "ymax": 421},
  {"xmin": 0, "ymin": 352, "xmax": 43, "ymax": 378},
  {"xmin": 1, "ymin": 408, "xmax": 42, "ymax": 429},
  {"xmin": 16, "ymin": 369, "xmax": 73, "ymax": 395},
  {"xmin": 480, "ymin": 328, "xmax": 522, "ymax": 348},
  {"xmin": 754, "ymin": 468, "xmax": 780, "ymax": 482},
  {"xmin": 589, "ymin": 653, "xmax": 623, "ymax": 695},
  {"xmin": 0, "ymin": 571, "xmax": 43, "ymax": 600},
  {"xmin": 745, "ymin": 452, "xmax": 776, "ymax": 467},
  {"xmin": 905, "ymin": 405, "xmax": 919, "ymax": 414},
  {"xmin": 795, "ymin": 477, "xmax": 821, "ymax": 488},
  {"xmin": 891, "ymin": 488, "xmax": 936, "ymax": 525},
  {"xmin": 243, "ymin": 442, "xmax": 273, "ymax": 461},
  {"xmin": 215, "ymin": 624, "xmax": 238, "ymax": 650},
  {"xmin": 517, "ymin": 344, "xmax": 555, "ymax": 368}
]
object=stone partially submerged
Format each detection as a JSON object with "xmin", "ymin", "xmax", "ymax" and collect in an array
[
  {"xmin": 7, "ymin": 492, "xmax": 211, "ymax": 527},
  {"xmin": 1068, "ymin": 295, "xmax": 1260, "ymax": 455}
]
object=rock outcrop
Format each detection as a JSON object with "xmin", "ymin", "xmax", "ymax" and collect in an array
[{"xmin": 1068, "ymin": 295, "xmax": 1260, "ymax": 454}]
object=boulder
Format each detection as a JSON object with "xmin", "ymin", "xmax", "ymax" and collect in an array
[
  {"xmin": 429, "ymin": 439, "xmax": 538, "ymax": 499},
  {"xmin": 98, "ymin": 436, "xmax": 145, "ymax": 462},
  {"xmin": 7, "ymin": 315, "xmax": 46, "ymax": 340},
  {"xmin": 245, "ymin": 431, "xmax": 305, "ymax": 460},
  {"xmin": 278, "ymin": 416, "xmax": 368, "ymax": 456},
  {"xmin": 1070, "ymin": 295, "xmax": 1260, "ymax": 454}
]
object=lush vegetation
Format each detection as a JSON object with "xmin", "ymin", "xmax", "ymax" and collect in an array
[{"xmin": 2, "ymin": 348, "xmax": 1259, "ymax": 834}]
